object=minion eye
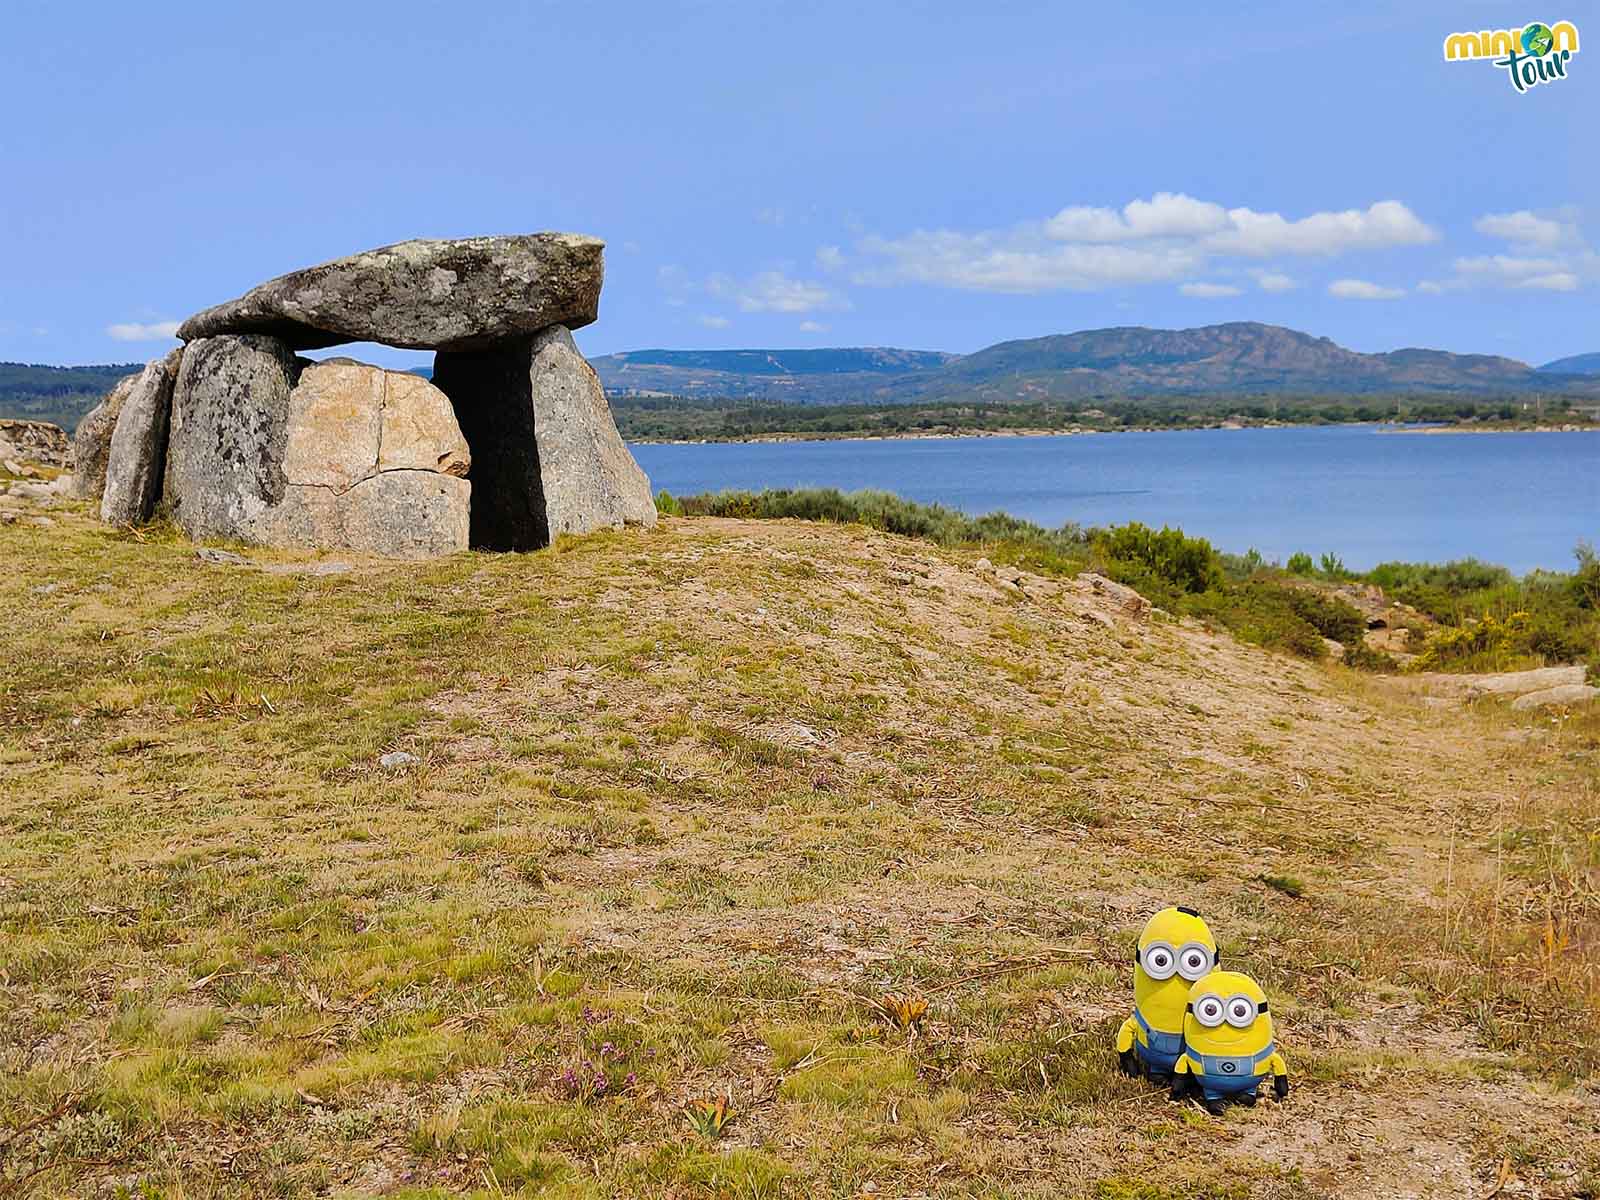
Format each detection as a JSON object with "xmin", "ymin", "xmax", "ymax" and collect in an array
[
  {"xmin": 1177, "ymin": 943, "xmax": 1212, "ymax": 981},
  {"xmin": 1140, "ymin": 942, "xmax": 1177, "ymax": 979},
  {"xmin": 1226, "ymin": 996, "xmax": 1258, "ymax": 1028},
  {"xmin": 1194, "ymin": 995, "xmax": 1225, "ymax": 1027}
]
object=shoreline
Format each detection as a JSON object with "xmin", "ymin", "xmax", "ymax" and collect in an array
[
  {"xmin": 629, "ymin": 421, "xmax": 1599, "ymax": 446},
  {"xmin": 1375, "ymin": 424, "xmax": 1599, "ymax": 436}
]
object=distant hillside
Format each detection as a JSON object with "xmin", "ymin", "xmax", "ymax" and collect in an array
[
  {"xmin": 594, "ymin": 324, "xmax": 1598, "ymax": 404},
  {"xmin": 1539, "ymin": 352, "xmax": 1600, "ymax": 376},
  {"xmin": 10, "ymin": 326, "xmax": 1598, "ymax": 432},
  {"xmin": 0, "ymin": 362, "xmax": 139, "ymax": 431},
  {"xmin": 591, "ymin": 347, "xmax": 954, "ymax": 402}
]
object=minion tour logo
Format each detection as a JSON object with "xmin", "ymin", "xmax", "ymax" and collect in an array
[{"xmin": 1444, "ymin": 20, "xmax": 1580, "ymax": 92}]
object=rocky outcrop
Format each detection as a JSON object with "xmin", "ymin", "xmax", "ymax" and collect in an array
[
  {"xmin": 71, "ymin": 374, "xmax": 137, "ymax": 500},
  {"xmin": 1078, "ymin": 572, "xmax": 1152, "ymax": 619},
  {"xmin": 0, "ymin": 420, "xmax": 71, "ymax": 470},
  {"xmin": 1510, "ymin": 683, "xmax": 1600, "ymax": 711},
  {"xmin": 433, "ymin": 325, "xmax": 655, "ymax": 549},
  {"xmin": 1414, "ymin": 665, "xmax": 1587, "ymax": 698},
  {"xmin": 177, "ymin": 234, "xmax": 604, "ymax": 352},
  {"xmin": 101, "ymin": 349, "xmax": 181, "ymax": 525}
]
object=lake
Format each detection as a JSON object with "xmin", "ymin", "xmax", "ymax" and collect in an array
[{"xmin": 631, "ymin": 425, "xmax": 1600, "ymax": 574}]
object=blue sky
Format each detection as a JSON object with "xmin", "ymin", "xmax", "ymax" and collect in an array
[{"xmin": 1, "ymin": 0, "xmax": 1593, "ymax": 369}]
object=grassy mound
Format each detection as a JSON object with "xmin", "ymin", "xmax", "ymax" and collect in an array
[{"xmin": 2, "ymin": 506, "xmax": 1597, "ymax": 1197}]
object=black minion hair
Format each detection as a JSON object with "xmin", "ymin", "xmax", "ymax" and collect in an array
[{"xmin": 1176, "ymin": 905, "xmax": 1201, "ymax": 917}]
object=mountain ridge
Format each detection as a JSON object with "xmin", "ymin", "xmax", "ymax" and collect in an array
[
  {"xmin": 1539, "ymin": 352, "xmax": 1600, "ymax": 376},
  {"xmin": 6, "ymin": 324, "xmax": 1599, "ymax": 433},
  {"xmin": 591, "ymin": 322, "xmax": 1597, "ymax": 403}
]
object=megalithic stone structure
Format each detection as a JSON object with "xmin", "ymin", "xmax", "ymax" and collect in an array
[{"xmin": 74, "ymin": 234, "xmax": 655, "ymax": 557}]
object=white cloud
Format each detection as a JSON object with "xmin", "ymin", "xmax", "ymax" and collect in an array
[
  {"xmin": 1450, "ymin": 248, "xmax": 1597, "ymax": 288},
  {"xmin": 1417, "ymin": 280, "xmax": 1445, "ymax": 295},
  {"xmin": 697, "ymin": 314, "xmax": 731, "ymax": 329},
  {"xmin": 1452, "ymin": 254, "xmax": 1567, "ymax": 285},
  {"xmin": 1473, "ymin": 211, "xmax": 1572, "ymax": 250},
  {"xmin": 1433, "ymin": 212, "xmax": 1596, "ymax": 292},
  {"xmin": 853, "ymin": 231, "xmax": 1202, "ymax": 292},
  {"xmin": 1179, "ymin": 282, "xmax": 1241, "ymax": 298},
  {"xmin": 851, "ymin": 194, "xmax": 1436, "ymax": 294},
  {"xmin": 1205, "ymin": 200, "xmax": 1436, "ymax": 257},
  {"xmin": 708, "ymin": 270, "xmax": 845, "ymax": 313},
  {"xmin": 1253, "ymin": 271, "xmax": 1297, "ymax": 292},
  {"xmin": 798, "ymin": 320, "xmax": 828, "ymax": 333},
  {"xmin": 1519, "ymin": 272, "xmax": 1580, "ymax": 292},
  {"xmin": 1328, "ymin": 279, "xmax": 1405, "ymax": 300},
  {"xmin": 107, "ymin": 320, "xmax": 180, "ymax": 342},
  {"xmin": 1046, "ymin": 192, "xmax": 1229, "ymax": 242},
  {"xmin": 815, "ymin": 244, "xmax": 846, "ymax": 272}
]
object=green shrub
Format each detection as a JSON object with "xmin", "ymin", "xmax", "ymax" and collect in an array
[
  {"xmin": 1574, "ymin": 541, "xmax": 1600, "ymax": 610},
  {"xmin": 658, "ymin": 491, "xmax": 1595, "ymax": 673},
  {"xmin": 1182, "ymin": 583, "xmax": 1328, "ymax": 660},
  {"xmin": 1367, "ymin": 558, "xmax": 1514, "ymax": 596},
  {"xmin": 666, "ymin": 488, "xmax": 1093, "ymax": 569},
  {"xmin": 1091, "ymin": 522, "xmax": 1222, "ymax": 608},
  {"xmin": 1279, "ymin": 587, "xmax": 1365, "ymax": 645},
  {"xmin": 1411, "ymin": 612, "xmax": 1533, "ymax": 673},
  {"xmin": 1318, "ymin": 552, "xmax": 1356, "ymax": 581},
  {"xmin": 1342, "ymin": 641, "xmax": 1398, "ymax": 672}
]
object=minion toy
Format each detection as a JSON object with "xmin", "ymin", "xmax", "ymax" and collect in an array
[
  {"xmin": 1171, "ymin": 970, "xmax": 1289, "ymax": 1114},
  {"xmin": 1115, "ymin": 906, "xmax": 1218, "ymax": 1082}
]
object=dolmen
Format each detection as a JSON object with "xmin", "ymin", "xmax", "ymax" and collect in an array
[{"xmin": 73, "ymin": 234, "xmax": 656, "ymax": 557}]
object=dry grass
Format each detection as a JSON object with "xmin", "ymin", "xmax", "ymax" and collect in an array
[{"xmin": 1, "ymin": 504, "xmax": 1597, "ymax": 1199}]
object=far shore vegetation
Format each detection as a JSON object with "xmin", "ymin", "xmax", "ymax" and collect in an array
[
  {"xmin": 614, "ymin": 392, "xmax": 1600, "ymax": 443},
  {"xmin": 657, "ymin": 486, "xmax": 1600, "ymax": 675},
  {"xmin": 6, "ymin": 366, "xmax": 1599, "ymax": 442}
]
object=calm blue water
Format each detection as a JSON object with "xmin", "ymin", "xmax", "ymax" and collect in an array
[{"xmin": 631, "ymin": 426, "xmax": 1599, "ymax": 574}]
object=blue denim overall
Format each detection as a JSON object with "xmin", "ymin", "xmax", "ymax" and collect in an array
[
  {"xmin": 1132, "ymin": 1008, "xmax": 1185, "ymax": 1075},
  {"xmin": 1183, "ymin": 1042, "xmax": 1277, "ymax": 1100}
]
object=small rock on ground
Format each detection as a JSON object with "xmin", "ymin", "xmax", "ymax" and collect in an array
[
  {"xmin": 195, "ymin": 548, "xmax": 252, "ymax": 566},
  {"xmin": 379, "ymin": 751, "xmax": 420, "ymax": 769},
  {"xmin": 1509, "ymin": 684, "xmax": 1600, "ymax": 711}
]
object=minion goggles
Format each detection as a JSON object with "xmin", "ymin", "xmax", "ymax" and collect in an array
[
  {"xmin": 1187, "ymin": 992, "xmax": 1268, "ymax": 1028},
  {"xmin": 1137, "ymin": 941, "xmax": 1216, "ymax": 982}
]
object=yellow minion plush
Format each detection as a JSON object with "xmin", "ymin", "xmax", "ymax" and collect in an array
[
  {"xmin": 1115, "ymin": 906, "xmax": 1217, "ymax": 1082},
  {"xmin": 1171, "ymin": 969, "xmax": 1289, "ymax": 1114}
]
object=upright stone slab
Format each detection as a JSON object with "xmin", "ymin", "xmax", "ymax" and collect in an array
[
  {"xmin": 101, "ymin": 348, "xmax": 181, "ymax": 525},
  {"xmin": 266, "ymin": 470, "xmax": 471, "ymax": 559},
  {"xmin": 526, "ymin": 326, "xmax": 656, "ymax": 538},
  {"xmin": 177, "ymin": 234, "xmax": 604, "ymax": 352},
  {"xmin": 433, "ymin": 325, "xmax": 656, "ymax": 551},
  {"xmin": 71, "ymin": 373, "xmax": 137, "ymax": 500},
  {"xmin": 163, "ymin": 343, "xmax": 472, "ymax": 557},
  {"xmin": 164, "ymin": 334, "xmax": 299, "ymax": 542},
  {"xmin": 264, "ymin": 360, "xmax": 472, "ymax": 558}
]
